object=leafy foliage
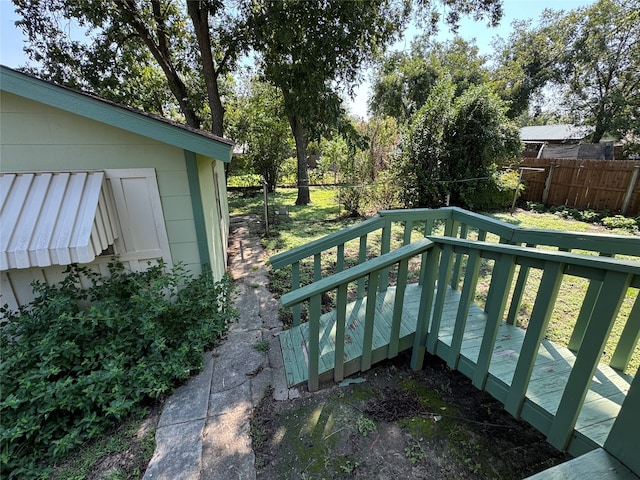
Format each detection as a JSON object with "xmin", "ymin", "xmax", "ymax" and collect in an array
[
  {"xmin": 371, "ymin": 37, "xmax": 489, "ymax": 124},
  {"xmin": 0, "ymin": 262, "xmax": 236, "ymax": 478},
  {"xmin": 395, "ymin": 80, "xmax": 521, "ymax": 209},
  {"xmin": 227, "ymin": 77, "xmax": 293, "ymax": 191}
]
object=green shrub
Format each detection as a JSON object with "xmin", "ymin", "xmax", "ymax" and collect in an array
[
  {"xmin": 602, "ymin": 215, "xmax": 638, "ymax": 231},
  {"xmin": 0, "ymin": 262, "xmax": 236, "ymax": 478}
]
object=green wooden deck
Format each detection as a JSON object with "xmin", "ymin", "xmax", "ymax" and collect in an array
[{"xmin": 279, "ymin": 283, "xmax": 633, "ymax": 455}]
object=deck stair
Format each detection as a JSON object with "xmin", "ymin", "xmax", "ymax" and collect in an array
[{"xmin": 269, "ymin": 207, "xmax": 640, "ymax": 476}]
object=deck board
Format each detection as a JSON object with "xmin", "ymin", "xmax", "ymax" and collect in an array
[{"xmin": 279, "ymin": 283, "xmax": 633, "ymax": 455}]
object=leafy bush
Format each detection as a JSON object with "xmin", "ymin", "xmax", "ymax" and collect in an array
[
  {"xmin": 602, "ymin": 215, "xmax": 638, "ymax": 231},
  {"xmin": 1, "ymin": 262, "xmax": 236, "ymax": 478}
]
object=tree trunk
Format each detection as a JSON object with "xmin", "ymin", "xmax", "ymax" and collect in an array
[
  {"xmin": 186, "ymin": 2, "xmax": 225, "ymax": 137},
  {"xmin": 288, "ymin": 113, "xmax": 311, "ymax": 205},
  {"xmin": 117, "ymin": 0, "xmax": 202, "ymax": 129}
]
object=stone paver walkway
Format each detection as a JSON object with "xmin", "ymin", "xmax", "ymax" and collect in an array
[{"xmin": 143, "ymin": 214, "xmax": 299, "ymax": 480}]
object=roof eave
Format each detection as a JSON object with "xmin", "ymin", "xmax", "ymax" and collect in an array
[{"xmin": 0, "ymin": 66, "xmax": 233, "ymax": 163}]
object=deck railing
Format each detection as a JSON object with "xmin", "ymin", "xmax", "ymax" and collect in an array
[
  {"xmin": 270, "ymin": 208, "xmax": 640, "ymax": 471},
  {"xmin": 270, "ymin": 208, "xmax": 640, "ymax": 367}
]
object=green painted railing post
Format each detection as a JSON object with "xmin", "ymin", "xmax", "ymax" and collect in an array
[
  {"xmin": 357, "ymin": 235, "xmax": 367, "ymax": 298},
  {"xmin": 505, "ymin": 244, "xmax": 535, "ymax": 326},
  {"xmin": 450, "ymin": 223, "xmax": 468, "ymax": 290},
  {"xmin": 505, "ymin": 261, "xmax": 564, "ymax": 417},
  {"xmin": 333, "ymin": 283, "xmax": 348, "ymax": 382},
  {"xmin": 308, "ymin": 293, "xmax": 322, "ymax": 392},
  {"xmin": 567, "ymin": 279, "xmax": 602, "ymax": 352},
  {"xmin": 472, "ymin": 253, "xmax": 516, "ymax": 390},
  {"xmin": 547, "ymin": 270, "xmax": 632, "ymax": 451},
  {"xmin": 411, "ymin": 243, "xmax": 440, "ymax": 370},
  {"xmin": 427, "ymin": 244, "xmax": 455, "ymax": 355},
  {"xmin": 361, "ymin": 271, "xmax": 380, "ymax": 371},
  {"xmin": 389, "ymin": 257, "xmax": 409, "ymax": 358},
  {"xmin": 292, "ymin": 262, "xmax": 301, "ymax": 327},
  {"xmin": 419, "ymin": 219, "xmax": 436, "ymax": 286},
  {"xmin": 379, "ymin": 216, "xmax": 392, "ymax": 291},
  {"xmin": 604, "ymin": 371, "xmax": 640, "ymax": 476},
  {"xmin": 314, "ymin": 253, "xmax": 321, "ymax": 281},
  {"xmin": 336, "ymin": 244, "xmax": 345, "ymax": 272},
  {"xmin": 403, "ymin": 220, "xmax": 414, "ymax": 245},
  {"xmin": 447, "ymin": 248, "xmax": 482, "ymax": 370},
  {"xmin": 610, "ymin": 292, "xmax": 640, "ymax": 371}
]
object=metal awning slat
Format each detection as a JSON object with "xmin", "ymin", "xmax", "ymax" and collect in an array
[{"xmin": 0, "ymin": 171, "xmax": 117, "ymax": 270}]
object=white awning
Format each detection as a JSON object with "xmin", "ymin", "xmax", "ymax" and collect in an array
[{"xmin": 0, "ymin": 171, "xmax": 118, "ymax": 270}]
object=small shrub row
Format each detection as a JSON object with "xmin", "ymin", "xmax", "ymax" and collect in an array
[
  {"xmin": 524, "ymin": 202, "xmax": 640, "ymax": 232},
  {"xmin": 1, "ymin": 261, "xmax": 236, "ymax": 479}
]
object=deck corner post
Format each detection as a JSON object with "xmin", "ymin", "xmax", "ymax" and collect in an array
[
  {"xmin": 411, "ymin": 244, "xmax": 439, "ymax": 370},
  {"xmin": 604, "ymin": 372, "xmax": 640, "ymax": 476}
]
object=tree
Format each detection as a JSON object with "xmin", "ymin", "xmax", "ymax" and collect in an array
[
  {"xmin": 395, "ymin": 79, "xmax": 521, "ymax": 209},
  {"xmin": 227, "ymin": 76, "xmax": 293, "ymax": 191},
  {"xmin": 370, "ymin": 52, "xmax": 439, "ymax": 123},
  {"xmin": 490, "ymin": 11, "xmax": 566, "ymax": 120},
  {"xmin": 371, "ymin": 37, "xmax": 489, "ymax": 124},
  {"xmin": 247, "ymin": 0, "xmax": 407, "ymax": 205},
  {"xmin": 559, "ymin": 0, "xmax": 640, "ymax": 143},
  {"xmin": 13, "ymin": 0, "xmax": 248, "ymax": 135},
  {"xmin": 492, "ymin": 0, "xmax": 640, "ymax": 140}
]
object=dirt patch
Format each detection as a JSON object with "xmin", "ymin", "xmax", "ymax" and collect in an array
[{"xmin": 251, "ymin": 353, "xmax": 570, "ymax": 479}]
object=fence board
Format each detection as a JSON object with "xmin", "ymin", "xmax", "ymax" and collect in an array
[{"xmin": 520, "ymin": 159, "xmax": 640, "ymax": 215}]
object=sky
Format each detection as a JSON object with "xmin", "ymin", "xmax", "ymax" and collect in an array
[{"xmin": 0, "ymin": 0, "xmax": 596, "ymax": 118}]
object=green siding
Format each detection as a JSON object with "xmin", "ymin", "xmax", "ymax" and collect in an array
[
  {"xmin": 1, "ymin": 67, "xmax": 233, "ymax": 162},
  {"xmin": 184, "ymin": 151, "xmax": 211, "ymax": 271}
]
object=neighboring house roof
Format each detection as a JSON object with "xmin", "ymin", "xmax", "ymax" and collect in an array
[
  {"xmin": 520, "ymin": 124, "xmax": 594, "ymax": 143},
  {"xmin": 0, "ymin": 65, "xmax": 233, "ymax": 163},
  {"xmin": 0, "ymin": 171, "xmax": 117, "ymax": 270}
]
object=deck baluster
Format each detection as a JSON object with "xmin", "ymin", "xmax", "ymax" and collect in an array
[
  {"xmin": 505, "ymin": 243, "xmax": 536, "ymax": 326},
  {"xmin": 568, "ymin": 279, "xmax": 602, "ymax": 352},
  {"xmin": 357, "ymin": 235, "xmax": 367, "ymax": 298},
  {"xmin": 419, "ymin": 218, "xmax": 436, "ymax": 285},
  {"xmin": 333, "ymin": 283, "xmax": 348, "ymax": 382},
  {"xmin": 379, "ymin": 216, "xmax": 392, "ymax": 291},
  {"xmin": 450, "ymin": 224, "xmax": 468, "ymax": 290},
  {"xmin": 389, "ymin": 256, "xmax": 409, "ymax": 358},
  {"xmin": 308, "ymin": 293, "xmax": 322, "ymax": 391},
  {"xmin": 361, "ymin": 271, "xmax": 380, "ymax": 371},
  {"xmin": 505, "ymin": 261, "xmax": 564, "ymax": 417},
  {"xmin": 427, "ymin": 244, "xmax": 455, "ymax": 355},
  {"xmin": 336, "ymin": 243, "xmax": 345, "ymax": 272},
  {"xmin": 610, "ymin": 291, "xmax": 640, "ymax": 372},
  {"xmin": 547, "ymin": 270, "xmax": 632, "ymax": 451},
  {"xmin": 472, "ymin": 253, "xmax": 516, "ymax": 390},
  {"xmin": 292, "ymin": 261, "xmax": 301, "ymax": 326},
  {"xmin": 411, "ymin": 243, "xmax": 440, "ymax": 370},
  {"xmin": 448, "ymin": 249, "xmax": 482, "ymax": 369}
]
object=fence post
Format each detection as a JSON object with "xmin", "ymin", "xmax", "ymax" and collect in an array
[
  {"xmin": 542, "ymin": 164, "xmax": 556, "ymax": 204},
  {"xmin": 621, "ymin": 165, "xmax": 640, "ymax": 216}
]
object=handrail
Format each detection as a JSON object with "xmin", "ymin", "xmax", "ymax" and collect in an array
[
  {"xmin": 280, "ymin": 238, "xmax": 434, "ymax": 307},
  {"xmin": 269, "ymin": 216, "xmax": 385, "ymax": 269},
  {"xmin": 431, "ymin": 237, "xmax": 640, "ymax": 279}
]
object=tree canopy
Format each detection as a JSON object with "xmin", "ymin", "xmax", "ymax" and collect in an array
[{"xmin": 371, "ymin": 36, "xmax": 489, "ymax": 123}]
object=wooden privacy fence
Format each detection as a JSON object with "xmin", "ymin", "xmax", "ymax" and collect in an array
[{"xmin": 519, "ymin": 158, "xmax": 640, "ymax": 216}]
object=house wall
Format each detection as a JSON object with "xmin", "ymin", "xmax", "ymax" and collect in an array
[
  {"xmin": 0, "ymin": 92, "xmax": 228, "ymax": 287},
  {"xmin": 196, "ymin": 154, "xmax": 230, "ymax": 280}
]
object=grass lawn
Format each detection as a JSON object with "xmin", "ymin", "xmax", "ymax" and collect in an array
[{"xmin": 233, "ymin": 186, "xmax": 639, "ymax": 375}]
